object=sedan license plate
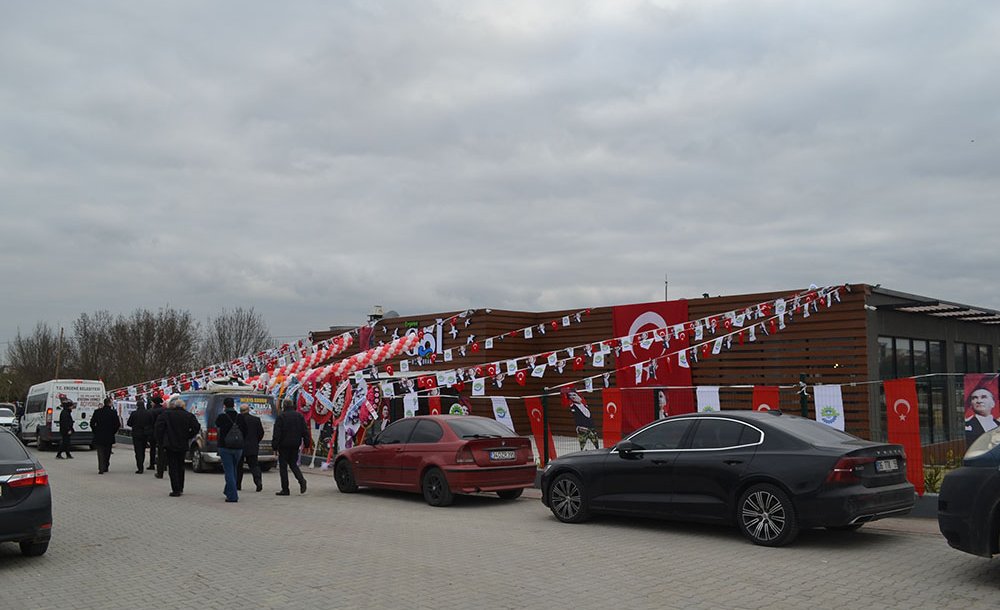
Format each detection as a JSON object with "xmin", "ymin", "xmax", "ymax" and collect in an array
[
  {"xmin": 490, "ymin": 450, "xmax": 516, "ymax": 461},
  {"xmin": 875, "ymin": 458, "xmax": 899, "ymax": 473}
]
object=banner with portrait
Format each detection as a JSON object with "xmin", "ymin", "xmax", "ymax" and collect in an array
[{"xmin": 963, "ymin": 373, "xmax": 1000, "ymax": 445}]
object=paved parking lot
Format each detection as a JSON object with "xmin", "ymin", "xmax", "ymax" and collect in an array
[{"xmin": 1, "ymin": 446, "xmax": 998, "ymax": 609}]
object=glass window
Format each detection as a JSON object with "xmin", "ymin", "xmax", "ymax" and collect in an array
[
  {"xmin": 0, "ymin": 408, "xmax": 14, "ymax": 418},
  {"xmin": 896, "ymin": 339, "xmax": 913, "ymax": 377},
  {"xmin": 740, "ymin": 425, "xmax": 763, "ymax": 445},
  {"xmin": 878, "ymin": 337, "xmax": 895, "ymax": 379},
  {"xmin": 377, "ymin": 419, "xmax": 418, "ymax": 445},
  {"xmin": 408, "ymin": 419, "xmax": 443, "ymax": 444},
  {"xmin": 689, "ymin": 419, "xmax": 749, "ymax": 449},
  {"xmin": 628, "ymin": 419, "xmax": 694, "ymax": 450},
  {"xmin": 929, "ymin": 341, "xmax": 944, "ymax": 373},
  {"xmin": 979, "ymin": 345, "xmax": 992, "ymax": 372},
  {"xmin": 0, "ymin": 432, "xmax": 28, "ymax": 459},
  {"xmin": 954, "ymin": 342, "xmax": 967, "ymax": 373},
  {"xmin": 446, "ymin": 417, "xmax": 519, "ymax": 439},
  {"xmin": 26, "ymin": 395, "xmax": 45, "ymax": 414},
  {"xmin": 772, "ymin": 416, "xmax": 859, "ymax": 445},
  {"xmin": 913, "ymin": 340, "xmax": 929, "ymax": 376}
]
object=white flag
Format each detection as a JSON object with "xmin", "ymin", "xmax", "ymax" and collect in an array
[
  {"xmin": 506, "ymin": 360, "xmax": 518, "ymax": 374},
  {"xmin": 403, "ymin": 392, "xmax": 418, "ymax": 418},
  {"xmin": 813, "ymin": 385, "xmax": 845, "ymax": 430},
  {"xmin": 678, "ymin": 350, "xmax": 690, "ymax": 369},
  {"xmin": 593, "ymin": 352, "xmax": 605, "ymax": 367},
  {"xmin": 697, "ymin": 386, "xmax": 721, "ymax": 412},
  {"xmin": 491, "ymin": 397, "xmax": 515, "ymax": 432},
  {"xmin": 531, "ymin": 364, "xmax": 546, "ymax": 378}
]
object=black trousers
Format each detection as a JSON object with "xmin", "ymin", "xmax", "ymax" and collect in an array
[
  {"xmin": 58, "ymin": 431, "xmax": 73, "ymax": 456},
  {"xmin": 156, "ymin": 443, "xmax": 167, "ymax": 477},
  {"xmin": 132, "ymin": 435, "xmax": 148, "ymax": 471},
  {"xmin": 165, "ymin": 449, "xmax": 186, "ymax": 493},
  {"xmin": 237, "ymin": 453, "xmax": 262, "ymax": 489},
  {"xmin": 95, "ymin": 443, "xmax": 112, "ymax": 473},
  {"xmin": 278, "ymin": 447, "xmax": 305, "ymax": 492}
]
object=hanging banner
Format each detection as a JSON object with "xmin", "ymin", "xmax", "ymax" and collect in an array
[
  {"xmin": 428, "ymin": 394, "xmax": 442, "ymax": 416},
  {"xmin": 884, "ymin": 378, "xmax": 925, "ymax": 496},
  {"xmin": 524, "ymin": 397, "xmax": 557, "ymax": 464},
  {"xmin": 402, "ymin": 392, "xmax": 419, "ymax": 418},
  {"xmin": 602, "ymin": 388, "xmax": 623, "ymax": 448},
  {"xmin": 561, "ymin": 388, "xmax": 600, "ymax": 450},
  {"xmin": 963, "ymin": 373, "xmax": 1000, "ymax": 445},
  {"xmin": 813, "ymin": 385, "xmax": 845, "ymax": 430},
  {"xmin": 696, "ymin": 386, "xmax": 721, "ymax": 412},
  {"xmin": 752, "ymin": 386, "xmax": 780, "ymax": 412},
  {"xmin": 491, "ymin": 397, "xmax": 516, "ymax": 432}
]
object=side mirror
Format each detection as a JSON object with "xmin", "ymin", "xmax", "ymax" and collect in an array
[{"xmin": 615, "ymin": 440, "xmax": 643, "ymax": 459}]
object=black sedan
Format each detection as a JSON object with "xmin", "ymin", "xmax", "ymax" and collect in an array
[
  {"xmin": 540, "ymin": 411, "xmax": 914, "ymax": 546},
  {"xmin": 0, "ymin": 428, "xmax": 52, "ymax": 556},
  {"xmin": 938, "ymin": 428, "xmax": 1000, "ymax": 558}
]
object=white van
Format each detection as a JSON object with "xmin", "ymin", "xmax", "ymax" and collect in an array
[{"xmin": 21, "ymin": 379, "xmax": 106, "ymax": 449}]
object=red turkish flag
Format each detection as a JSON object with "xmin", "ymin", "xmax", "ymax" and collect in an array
[
  {"xmin": 428, "ymin": 395, "xmax": 442, "ymax": 416},
  {"xmin": 884, "ymin": 378, "xmax": 925, "ymax": 496},
  {"xmin": 524, "ymin": 397, "xmax": 557, "ymax": 464},
  {"xmin": 752, "ymin": 386, "xmax": 780, "ymax": 412},
  {"xmin": 612, "ymin": 300, "xmax": 691, "ymax": 390},
  {"xmin": 602, "ymin": 388, "xmax": 623, "ymax": 447}
]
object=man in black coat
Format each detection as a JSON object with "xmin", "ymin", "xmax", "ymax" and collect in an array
[
  {"xmin": 237, "ymin": 403, "xmax": 265, "ymax": 493},
  {"xmin": 126, "ymin": 396, "xmax": 153, "ymax": 474},
  {"xmin": 272, "ymin": 398, "xmax": 311, "ymax": 495},
  {"xmin": 55, "ymin": 397, "xmax": 76, "ymax": 459},
  {"xmin": 154, "ymin": 397, "xmax": 201, "ymax": 497},
  {"xmin": 91, "ymin": 397, "xmax": 122, "ymax": 474},
  {"xmin": 147, "ymin": 395, "xmax": 166, "ymax": 477}
]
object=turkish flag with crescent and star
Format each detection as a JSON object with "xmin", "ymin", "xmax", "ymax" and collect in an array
[
  {"xmin": 601, "ymin": 388, "xmax": 623, "ymax": 447},
  {"xmin": 524, "ymin": 397, "xmax": 557, "ymax": 464},
  {"xmin": 752, "ymin": 386, "xmax": 780, "ymax": 412},
  {"xmin": 884, "ymin": 378, "xmax": 925, "ymax": 496},
  {"xmin": 428, "ymin": 395, "xmax": 442, "ymax": 416}
]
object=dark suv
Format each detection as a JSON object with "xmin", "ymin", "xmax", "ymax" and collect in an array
[
  {"xmin": 174, "ymin": 389, "xmax": 278, "ymax": 473},
  {"xmin": 0, "ymin": 428, "xmax": 52, "ymax": 556}
]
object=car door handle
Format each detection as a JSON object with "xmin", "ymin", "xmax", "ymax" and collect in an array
[
  {"xmin": 652, "ymin": 459, "xmax": 671, "ymax": 465},
  {"xmin": 723, "ymin": 459, "xmax": 743, "ymax": 465}
]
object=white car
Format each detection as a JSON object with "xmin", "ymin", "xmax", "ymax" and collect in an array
[{"xmin": 0, "ymin": 405, "xmax": 16, "ymax": 431}]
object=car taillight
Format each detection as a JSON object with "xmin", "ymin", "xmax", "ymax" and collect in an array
[
  {"xmin": 207, "ymin": 428, "xmax": 218, "ymax": 442},
  {"xmin": 455, "ymin": 445, "xmax": 475, "ymax": 464},
  {"xmin": 8, "ymin": 468, "xmax": 49, "ymax": 488},
  {"xmin": 46, "ymin": 408, "xmax": 53, "ymax": 425},
  {"xmin": 826, "ymin": 457, "xmax": 875, "ymax": 484}
]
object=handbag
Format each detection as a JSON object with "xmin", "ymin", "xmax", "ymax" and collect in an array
[{"xmin": 223, "ymin": 413, "xmax": 244, "ymax": 449}]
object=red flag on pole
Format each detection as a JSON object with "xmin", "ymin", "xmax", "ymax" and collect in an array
[
  {"xmin": 884, "ymin": 378, "xmax": 925, "ymax": 496},
  {"xmin": 602, "ymin": 388, "xmax": 623, "ymax": 448},
  {"xmin": 524, "ymin": 397, "xmax": 556, "ymax": 464},
  {"xmin": 752, "ymin": 386, "xmax": 780, "ymax": 412}
]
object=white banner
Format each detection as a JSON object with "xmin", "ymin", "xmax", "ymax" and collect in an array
[
  {"xmin": 402, "ymin": 392, "xmax": 419, "ymax": 418},
  {"xmin": 813, "ymin": 385, "xmax": 845, "ymax": 430},
  {"xmin": 696, "ymin": 386, "xmax": 721, "ymax": 412},
  {"xmin": 491, "ymin": 397, "xmax": 516, "ymax": 432}
]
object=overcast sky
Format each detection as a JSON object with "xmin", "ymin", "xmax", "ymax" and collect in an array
[{"xmin": 2, "ymin": 1, "xmax": 998, "ymax": 359}]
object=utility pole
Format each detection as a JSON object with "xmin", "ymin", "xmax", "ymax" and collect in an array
[
  {"xmin": 664, "ymin": 274, "xmax": 669, "ymax": 301},
  {"xmin": 54, "ymin": 327, "xmax": 64, "ymax": 378}
]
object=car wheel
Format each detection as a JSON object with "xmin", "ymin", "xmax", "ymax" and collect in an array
[
  {"xmin": 422, "ymin": 467, "xmax": 454, "ymax": 507},
  {"xmin": 548, "ymin": 473, "xmax": 589, "ymax": 523},
  {"xmin": 191, "ymin": 446, "xmax": 207, "ymax": 473},
  {"xmin": 334, "ymin": 460, "xmax": 358, "ymax": 493},
  {"xmin": 826, "ymin": 523, "xmax": 864, "ymax": 532},
  {"xmin": 496, "ymin": 488, "xmax": 524, "ymax": 500},
  {"xmin": 19, "ymin": 540, "xmax": 49, "ymax": 557},
  {"xmin": 738, "ymin": 484, "xmax": 799, "ymax": 547}
]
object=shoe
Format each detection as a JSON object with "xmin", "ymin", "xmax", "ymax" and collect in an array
[
  {"xmin": 56, "ymin": 455, "xmax": 64, "ymax": 459},
  {"xmin": 135, "ymin": 469, "xmax": 143, "ymax": 474},
  {"xmin": 225, "ymin": 498, "xmax": 238, "ymax": 503},
  {"xmin": 154, "ymin": 474, "xmax": 164, "ymax": 479},
  {"xmin": 299, "ymin": 479, "xmax": 307, "ymax": 494},
  {"xmin": 147, "ymin": 464, "xmax": 155, "ymax": 469},
  {"xmin": 169, "ymin": 492, "xmax": 181, "ymax": 497},
  {"xmin": 236, "ymin": 485, "xmax": 242, "ymax": 491},
  {"xmin": 99, "ymin": 471, "xmax": 105, "ymax": 474},
  {"xmin": 256, "ymin": 483, "xmax": 263, "ymax": 493},
  {"xmin": 275, "ymin": 490, "xmax": 290, "ymax": 496}
]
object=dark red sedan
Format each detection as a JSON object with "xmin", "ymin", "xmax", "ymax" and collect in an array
[{"xmin": 334, "ymin": 415, "xmax": 536, "ymax": 506}]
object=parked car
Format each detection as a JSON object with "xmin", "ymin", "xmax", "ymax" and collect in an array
[
  {"xmin": 333, "ymin": 415, "xmax": 536, "ymax": 506},
  {"xmin": 540, "ymin": 411, "xmax": 914, "ymax": 546},
  {"xmin": 0, "ymin": 404, "xmax": 17, "ymax": 432},
  {"xmin": 938, "ymin": 428, "xmax": 1000, "ymax": 558},
  {"xmin": 0, "ymin": 428, "xmax": 52, "ymax": 556}
]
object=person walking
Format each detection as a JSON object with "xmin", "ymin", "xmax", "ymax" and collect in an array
[
  {"xmin": 147, "ymin": 395, "xmax": 166, "ymax": 478},
  {"xmin": 55, "ymin": 396, "xmax": 75, "ymax": 459},
  {"xmin": 215, "ymin": 397, "xmax": 247, "ymax": 503},
  {"xmin": 126, "ymin": 396, "xmax": 153, "ymax": 474},
  {"xmin": 154, "ymin": 397, "xmax": 201, "ymax": 497},
  {"xmin": 237, "ymin": 402, "xmax": 265, "ymax": 493},
  {"xmin": 272, "ymin": 397, "xmax": 311, "ymax": 496},
  {"xmin": 91, "ymin": 397, "xmax": 122, "ymax": 474}
]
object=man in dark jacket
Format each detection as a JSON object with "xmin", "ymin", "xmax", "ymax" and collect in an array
[
  {"xmin": 55, "ymin": 397, "xmax": 75, "ymax": 459},
  {"xmin": 272, "ymin": 397, "xmax": 311, "ymax": 495},
  {"xmin": 147, "ymin": 395, "xmax": 166, "ymax": 477},
  {"xmin": 237, "ymin": 402, "xmax": 265, "ymax": 493},
  {"xmin": 126, "ymin": 396, "xmax": 153, "ymax": 474},
  {"xmin": 91, "ymin": 397, "xmax": 122, "ymax": 474},
  {"xmin": 215, "ymin": 397, "xmax": 248, "ymax": 503},
  {"xmin": 154, "ymin": 397, "xmax": 201, "ymax": 497}
]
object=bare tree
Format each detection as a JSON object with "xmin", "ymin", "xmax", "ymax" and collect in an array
[
  {"xmin": 73, "ymin": 310, "xmax": 115, "ymax": 381},
  {"xmin": 5, "ymin": 322, "xmax": 76, "ymax": 388},
  {"xmin": 202, "ymin": 307, "xmax": 273, "ymax": 364}
]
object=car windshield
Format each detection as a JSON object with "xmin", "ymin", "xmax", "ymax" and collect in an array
[
  {"xmin": 0, "ymin": 432, "xmax": 28, "ymax": 459},
  {"xmin": 446, "ymin": 417, "xmax": 517, "ymax": 439},
  {"xmin": 0, "ymin": 408, "xmax": 14, "ymax": 418}
]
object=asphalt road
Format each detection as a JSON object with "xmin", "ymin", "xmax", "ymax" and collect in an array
[{"xmin": 1, "ymin": 446, "xmax": 997, "ymax": 609}]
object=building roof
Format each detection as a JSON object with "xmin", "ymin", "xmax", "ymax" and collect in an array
[{"xmin": 869, "ymin": 286, "xmax": 1000, "ymax": 325}]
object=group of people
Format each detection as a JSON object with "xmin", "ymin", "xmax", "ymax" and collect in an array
[{"xmin": 60, "ymin": 394, "xmax": 313, "ymax": 503}]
